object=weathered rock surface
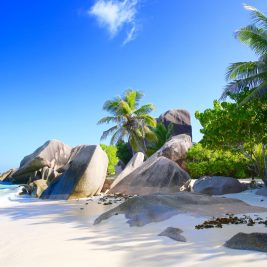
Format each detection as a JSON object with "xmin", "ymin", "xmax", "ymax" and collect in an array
[
  {"xmin": 115, "ymin": 160, "xmax": 126, "ymax": 175},
  {"xmin": 156, "ymin": 134, "xmax": 192, "ymax": 167},
  {"xmin": 158, "ymin": 227, "xmax": 186, "ymax": 242},
  {"xmin": 193, "ymin": 176, "xmax": 245, "ymax": 195},
  {"xmin": 109, "ymin": 156, "xmax": 191, "ymax": 195},
  {"xmin": 41, "ymin": 145, "xmax": 108, "ymax": 200},
  {"xmin": 11, "ymin": 140, "xmax": 72, "ymax": 183},
  {"xmin": 256, "ymin": 188, "xmax": 267, "ymax": 197},
  {"xmin": 110, "ymin": 152, "xmax": 144, "ymax": 190},
  {"xmin": 225, "ymin": 232, "xmax": 267, "ymax": 253},
  {"xmin": 30, "ymin": 179, "xmax": 48, "ymax": 198},
  {"xmin": 0, "ymin": 168, "xmax": 16, "ymax": 181},
  {"xmin": 94, "ymin": 192, "xmax": 267, "ymax": 226},
  {"xmin": 158, "ymin": 109, "xmax": 192, "ymax": 138}
]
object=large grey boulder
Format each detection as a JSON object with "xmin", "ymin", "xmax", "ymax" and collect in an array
[
  {"xmin": 94, "ymin": 192, "xmax": 267, "ymax": 226},
  {"xmin": 110, "ymin": 152, "xmax": 144, "ymax": 190},
  {"xmin": 109, "ymin": 156, "xmax": 191, "ymax": 196},
  {"xmin": 256, "ymin": 187, "xmax": 267, "ymax": 197},
  {"xmin": 158, "ymin": 109, "xmax": 192, "ymax": 139},
  {"xmin": 156, "ymin": 134, "xmax": 192, "ymax": 167},
  {"xmin": 11, "ymin": 140, "xmax": 72, "ymax": 183},
  {"xmin": 41, "ymin": 145, "xmax": 108, "ymax": 200},
  {"xmin": 193, "ymin": 176, "xmax": 245, "ymax": 195},
  {"xmin": 225, "ymin": 233, "xmax": 267, "ymax": 253}
]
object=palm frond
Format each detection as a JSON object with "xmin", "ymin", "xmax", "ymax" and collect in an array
[
  {"xmin": 241, "ymin": 81, "xmax": 267, "ymax": 104},
  {"xmin": 226, "ymin": 61, "xmax": 262, "ymax": 80},
  {"xmin": 103, "ymin": 98, "xmax": 121, "ymax": 116},
  {"xmin": 235, "ymin": 25, "xmax": 267, "ymax": 55},
  {"xmin": 97, "ymin": 116, "xmax": 119, "ymax": 125},
  {"xmin": 134, "ymin": 103, "xmax": 155, "ymax": 115},
  {"xmin": 137, "ymin": 114, "xmax": 157, "ymax": 127},
  {"xmin": 123, "ymin": 89, "xmax": 143, "ymax": 109},
  {"xmin": 110, "ymin": 128, "xmax": 127, "ymax": 145},
  {"xmin": 221, "ymin": 73, "xmax": 265, "ymax": 99},
  {"xmin": 100, "ymin": 125, "xmax": 118, "ymax": 141},
  {"xmin": 244, "ymin": 4, "xmax": 267, "ymax": 29},
  {"xmin": 119, "ymin": 101, "xmax": 132, "ymax": 115}
]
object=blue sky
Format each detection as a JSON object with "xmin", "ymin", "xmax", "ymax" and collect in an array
[{"xmin": 0, "ymin": 0, "xmax": 266, "ymax": 172}]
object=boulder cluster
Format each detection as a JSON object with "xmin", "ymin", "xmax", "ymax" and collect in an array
[
  {"xmin": 0, "ymin": 109, "xmax": 196, "ymax": 199},
  {"xmin": 1, "ymin": 140, "xmax": 108, "ymax": 200}
]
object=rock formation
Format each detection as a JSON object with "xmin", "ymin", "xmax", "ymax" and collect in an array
[
  {"xmin": 11, "ymin": 140, "xmax": 72, "ymax": 184},
  {"xmin": 41, "ymin": 145, "xmax": 108, "ymax": 200},
  {"xmin": 94, "ymin": 192, "xmax": 267, "ymax": 226},
  {"xmin": 158, "ymin": 109, "xmax": 192, "ymax": 139},
  {"xmin": 156, "ymin": 134, "xmax": 192, "ymax": 168},
  {"xmin": 158, "ymin": 227, "xmax": 186, "ymax": 242},
  {"xmin": 0, "ymin": 168, "xmax": 16, "ymax": 182},
  {"xmin": 225, "ymin": 232, "xmax": 267, "ymax": 253},
  {"xmin": 109, "ymin": 156, "xmax": 191, "ymax": 195},
  {"xmin": 193, "ymin": 176, "xmax": 245, "ymax": 195},
  {"xmin": 110, "ymin": 152, "xmax": 144, "ymax": 190}
]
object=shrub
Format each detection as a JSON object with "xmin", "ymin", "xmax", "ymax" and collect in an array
[
  {"xmin": 186, "ymin": 143, "xmax": 251, "ymax": 179},
  {"xmin": 116, "ymin": 140, "xmax": 132, "ymax": 165},
  {"xmin": 100, "ymin": 144, "xmax": 119, "ymax": 176}
]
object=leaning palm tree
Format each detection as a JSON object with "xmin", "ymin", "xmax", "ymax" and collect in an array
[
  {"xmin": 98, "ymin": 90, "xmax": 156, "ymax": 155},
  {"xmin": 221, "ymin": 4, "xmax": 267, "ymax": 102}
]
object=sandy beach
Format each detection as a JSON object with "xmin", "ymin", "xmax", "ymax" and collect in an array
[{"xmin": 0, "ymin": 188, "xmax": 267, "ymax": 267}]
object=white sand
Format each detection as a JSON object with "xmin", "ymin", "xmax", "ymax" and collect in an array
[{"xmin": 0, "ymin": 190, "xmax": 267, "ymax": 267}]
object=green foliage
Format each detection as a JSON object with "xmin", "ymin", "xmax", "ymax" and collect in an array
[
  {"xmin": 115, "ymin": 140, "xmax": 132, "ymax": 165},
  {"xmin": 100, "ymin": 144, "xmax": 119, "ymax": 176},
  {"xmin": 222, "ymin": 4, "xmax": 267, "ymax": 101},
  {"xmin": 146, "ymin": 123, "xmax": 173, "ymax": 156},
  {"xmin": 98, "ymin": 89, "xmax": 156, "ymax": 155},
  {"xmin": 195, "ymin": 92, "xmax": 267, "ymax": 180},
  {"xmin": 186, "ymin": 144, "xmax": 250, "ymax": 179}
]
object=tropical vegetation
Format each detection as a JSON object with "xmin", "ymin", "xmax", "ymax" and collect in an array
[
  {"xmin": 100, "ymin": 144, "xmax": 119, "ymax": 176},
  {"xmin": 186, "ymin": 143, "xmax": 250, "ymax": 179},
  {"xmin": 195, "ymin": 90, "xmax": 267, "ymax": 184},
  {"xmin": 146, "ymin": 123, "xmax": 173, "ymax": 156},
  {"xmin": 98, "ymin": 90, "xmax": 156, "ymax": 155},
  {"xmin": 222, "ymin": 4, "xmax": 267, "ymax": 102}
]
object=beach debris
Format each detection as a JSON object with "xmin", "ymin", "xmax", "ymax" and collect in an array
[
  {"xmin": 96, "ymin": 193, "xmax": 134, "ymax": 205},
  {"xmin": 195, "ymin": 214, "xmax": 267, "ymax": 229}
]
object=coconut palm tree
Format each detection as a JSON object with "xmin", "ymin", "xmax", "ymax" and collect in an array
[
  {"xmin": 98, "ymin": 90, "xmax": 156, "ymax": 154},
  {"xmin": 222, "ymin": 4, "xmax": 267, "ymax": 102}
]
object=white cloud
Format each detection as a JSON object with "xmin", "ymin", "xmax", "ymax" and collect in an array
[{"xmin": 89, "ymin": 0, "xmax": 139, "ymax": 44}]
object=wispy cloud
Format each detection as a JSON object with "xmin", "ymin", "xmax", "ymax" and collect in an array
[{"xmin": 89, "ymin": 0, "xmax": 139, "ymax": 44}]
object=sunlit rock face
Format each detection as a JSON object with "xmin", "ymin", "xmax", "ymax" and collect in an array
[
  {"xmin": 41, "ymin": 145, "xmax": 108, "ymax": 200},
  {"xmin": 11, "ymin": 140, "xmax": 72, "ymax": 184},
  {"xmin": 109, "ymin": 156, "xmax": 191, "ymax": 196}
]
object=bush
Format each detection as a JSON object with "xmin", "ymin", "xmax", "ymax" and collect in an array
[
  {"xmin": 186, "ymin": 143, "xmax": 251, "ymax": 179},
  {"xmin": 100, "ymin": 144, "xmax": 119, "ymax": 176},
  {"xmin": 116, "ymin": 140, "xmax": 132, "ymax": 165}
]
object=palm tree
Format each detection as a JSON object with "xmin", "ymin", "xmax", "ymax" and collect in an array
[
  {"xmin": 98, "ymin": 90, "xmax": 156, "ymax": 155},
  {"xmin": 221, "ymin": 4, "xmax": 267, "ymax": 102}
]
